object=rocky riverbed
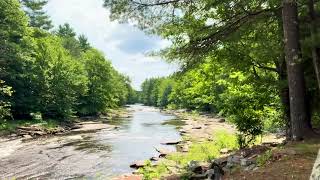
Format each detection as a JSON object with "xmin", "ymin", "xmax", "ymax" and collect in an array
[{"xmin": 0, "ymin": 105, "xmax": 182, "ymax": 179}]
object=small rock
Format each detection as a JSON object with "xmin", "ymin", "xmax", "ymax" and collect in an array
[
  {"xmin": 164, "ymin": 174, "xmax": 180, "ymax": 180},
  {"xmin": 130, "ymin": 160, "xmax": 146, "ymax": 169},
  {"xmin": 212, "ymin": 158, "xmax": 228, "ymax": 168},
  {"xmin": 150, "ymin": 157, "xmax": 159, "ymax": 161},
  {"xmin": 161, "ymin": 140, "xmax": 181, "ymax": 145},
  {"xmin": 10, "ymin": 134, "xmax": 17, "ymax": 137},
  {"xmin": 179, "ymin": 130, "xmax": 187, "ymax": 134},
  {"xmin": 220, "ymin": 148, "xmax": 230, "ymax": 154},
  {"xmin": 218, "ymin": 118, "xmax": 226, "ymax": 123},
  {"xmin": 155, "ymin": 147, "xmax": 172, "ymax": 157},
  {"xmin": 240, "ymin": 158, "xmax": 253, "ymax": 167},
  {"xmin": 209, "ymin": 161, "xmax": 224, "ymax": 179},
  {"xmin": 23, "ymin": 134, "xmax": 32, "ymax": 139},
  {"xmin": 191, "ymin": 173, "xmax": 207, "ymax": 179},
  {"xmin": 188, "ymin": 160, "xmax": 203, "ymax": 174},
  {"xmin": 228, "ymin": 155, "xmax": 241, "ymax": 164},
  {"xmin": 205, "ymin": 169, "xmax": 215, "ymax": 178},
  {"xmin": 253, "ymin": 167, "xmax": 259, "ymax": 171},
  {"xmin": 244, "ymin": 164, "xmax": 257, "ymax": 171},
  {"xmin": 192, "ymin": 126, "xmax": 202, "ymax": 129}
]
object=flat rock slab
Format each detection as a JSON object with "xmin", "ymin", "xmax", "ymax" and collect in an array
[{"xmin": 71, "ymin": 122, "xmax": 111, "ymax": 133}]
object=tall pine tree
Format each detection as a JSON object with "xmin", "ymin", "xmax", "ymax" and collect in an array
[{"xmin": 21, "ymin": 0, "xmax": 53, "ymax": 30}]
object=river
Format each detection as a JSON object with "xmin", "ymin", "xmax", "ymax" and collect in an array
[{"xmin": 0, "ymin": 105, "xmax": 181, "ymax": 179}]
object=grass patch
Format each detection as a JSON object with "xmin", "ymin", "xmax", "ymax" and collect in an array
[
  {"xmin": 138, "ymin": 131, "xmax": 238, "ymax": 179},
  {"xmin": 256, "ymin": 150, "xmax": 273, "ymax": 167},
  {"xmin": 291, "ymin": 142, "xmax": 320, "ymax": 157}
]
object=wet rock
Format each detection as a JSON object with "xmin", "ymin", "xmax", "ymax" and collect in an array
[
  {"xmin": 192, "ymin": 126, "xmax": 202, "ymax": 129},
  {"xmin": 179, "ymin": 130, "xmax": 187, "ymax": 134},
  {"xmin": 155, "ymin": 147, "xmax": 172, "ymax": 157},
  {"xmin": 150, "ymin": 156, "xmax": 159, "ymax": 161},
  {"xmin": 130, "ymin": 160, "xmax": 146, "ymax": 169},
  {"xmin": 161, "ymin": 140, "xmax": 181, "ymax": 145},
  {"xmin": 218, "ymin": 118, "xmax": 226, "ymax": 123}
]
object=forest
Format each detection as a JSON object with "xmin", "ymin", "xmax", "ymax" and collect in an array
[
  {"xmin": 0, "ymin": 0, "xmax": 137, "ymax": 124},
  {"xmin": 104, "ymin": 0, "xmax": 320, "ymax": 144},
  {"xmin": 1, "ymin": 0, "xmax": 320, "ymax": 179}
]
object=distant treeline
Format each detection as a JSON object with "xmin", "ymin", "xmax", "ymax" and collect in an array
[{"xmin": 0, "ymin": 0, "xmax": 136, "ymax": 120}]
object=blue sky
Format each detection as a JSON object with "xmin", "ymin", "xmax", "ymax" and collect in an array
[{"xmin": 45, "ymin": 0, "xmax": 178, "ymax": 90}]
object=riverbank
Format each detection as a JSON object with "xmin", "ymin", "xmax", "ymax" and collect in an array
[
  {"xmin": 117, "ymin": 108, "xmax": 293, "ymax": 179},
  {"xmin": 0, "ymin": 105, "xmax": 184, "ymax": 179},
  {"xmin": 126, "ymin": 109, "xmax": 319, "ymax": 180},
  {"xmin": 0, "ymin": 107, "xmax": 132, "ymax": 140}
]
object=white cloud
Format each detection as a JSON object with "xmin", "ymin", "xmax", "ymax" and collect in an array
[{"xmin": 45, "ymin": 0, "xmax": 177, "ymax": 89}]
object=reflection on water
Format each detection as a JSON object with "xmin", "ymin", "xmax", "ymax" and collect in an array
[{"xmin": 0, "ymin": 105, "xmax": 181, "ymax": 179}]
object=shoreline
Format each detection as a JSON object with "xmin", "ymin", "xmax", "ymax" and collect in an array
[
  {"xmin": 115, "ymin": 108, "xmax": 237, "ymax": 180},
  {"xmin": 0, "ymin": 107, "xmax": 132, "ymax": 141},
  {"xmin": 116, "ymin": 108, "xmax": 287, "ymax": 180}
]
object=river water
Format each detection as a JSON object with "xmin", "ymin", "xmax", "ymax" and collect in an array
[{"xmin": 0, "ymin": 105, "xmax": 181, "ymax": 179}]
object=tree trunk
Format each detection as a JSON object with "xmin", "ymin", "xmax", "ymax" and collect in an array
[
  {"xmin": 282, "ymin": 0, "xmax": 311, "ymax": 140},
  {"xmin": 308, "ymin": 0, "xmax": 320, "ymax": 93},
  {"xmin": 278, "ymin": 59, "xmax": 292, "ymax": 139}
]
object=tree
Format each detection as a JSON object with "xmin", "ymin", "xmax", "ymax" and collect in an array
[
  {"xmin": 21, "ymin": 0, "xmax": 53, "ymax": 30},
  {"xmin": 105, "ymin": 0, "xmax": 320, "ymax": 141},
  {"xmin": 78, "ymin": 49, "xmax": 115, "ymax": 115},
  {"xmin": 0, "ymin": 80, "xmax": 13, "ymax": 120},
  {"xmin": 56, "ymin": 23, "xmax": 82, "ymax": 57},
  {"xmin": 282, "ymin": 0, "xmax": 312, "ymax": 140},
  {"xmin": 78, "ymin": 34, "xmax": 91, "ymax": 52},
  {"xmin": 31, "ymin": 36, "xmax": 88, "ymax": 118}
]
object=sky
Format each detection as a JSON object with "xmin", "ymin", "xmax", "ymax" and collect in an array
[{"xmin": 45, "ymin": 0, "xmax": 178, "ymax": 90}]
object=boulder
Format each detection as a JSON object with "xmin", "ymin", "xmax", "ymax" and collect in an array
[{"xmin": 218, "ymin": 118, "xmax": 226, "ymax": 123}]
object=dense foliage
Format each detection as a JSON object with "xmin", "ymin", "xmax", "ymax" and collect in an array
[
  {"xmin": 105, "ymin": 0, "xmax": 320, "ymax": 143},
  {"xmin": 0, "ymin": 0, "xmax": 135, "ymax": 121}
]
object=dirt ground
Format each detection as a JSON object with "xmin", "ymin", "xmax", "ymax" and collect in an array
[{"xmin": 224, "ymin": 140, "xmax": 320, "ymax": 180}]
